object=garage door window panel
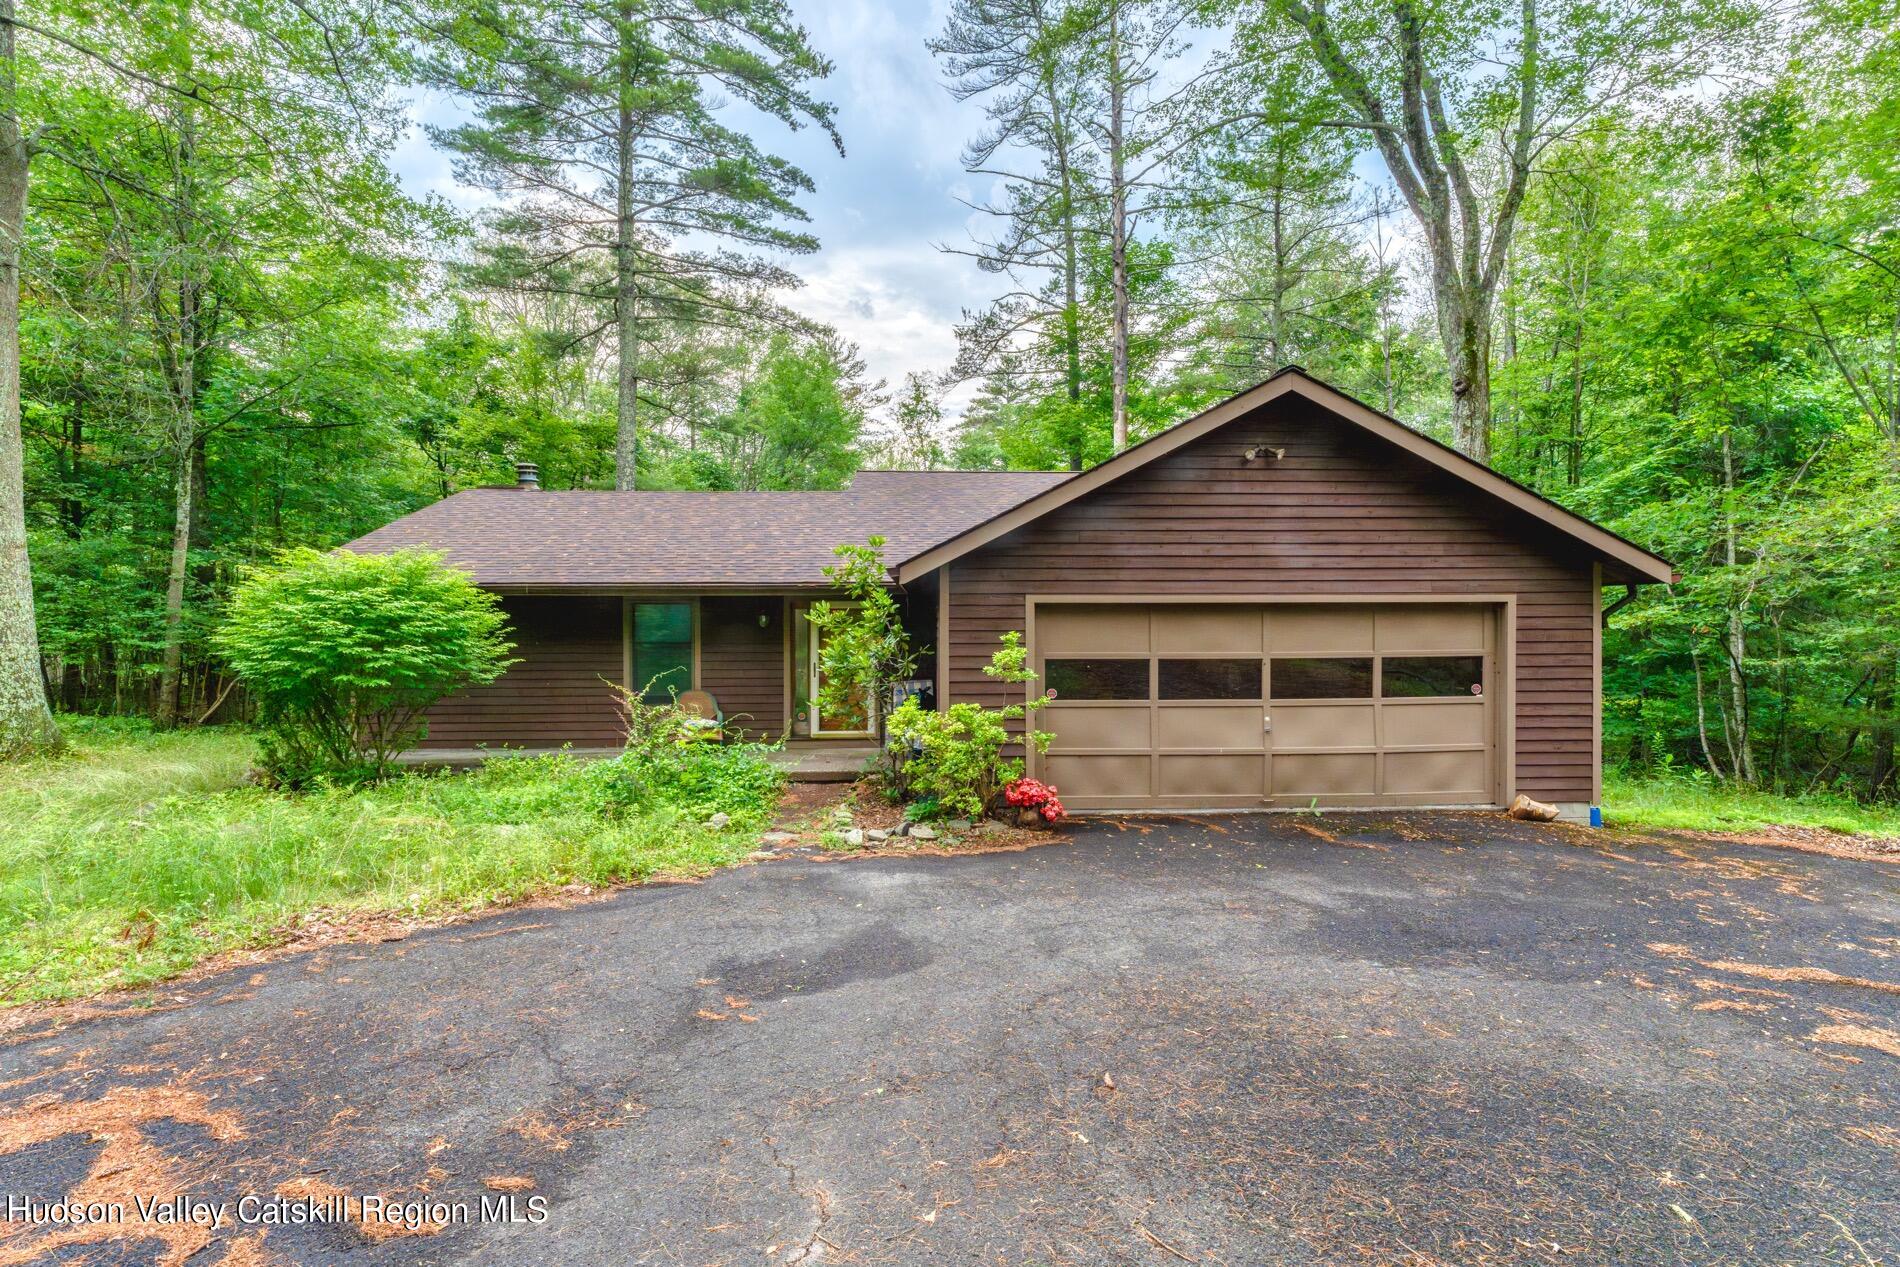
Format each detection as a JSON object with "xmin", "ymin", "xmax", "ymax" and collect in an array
[
  {"xmin": 1382, "ymin": 655, "xmax": 1484, "ymax": 698},
  {"xmin": 1270, "ymin": 657, "xmax": 1373, "ymax": 700},
  {"xmin": 1159, "ymin": 658, "xmax": 1262, "ymax": 700},
  {"xmin": 1045, "ymin": 658, "xmax": 1149, "ymax": 701}
]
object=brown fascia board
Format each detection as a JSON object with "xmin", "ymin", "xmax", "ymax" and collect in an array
[{"xmin": 893, "ymin": 368, "xmax": 1676, "ymax": 587}]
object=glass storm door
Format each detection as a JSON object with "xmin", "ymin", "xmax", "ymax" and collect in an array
[{"xmin": 809, "ymin": 611, "xmax": 874, "ymax": 737}]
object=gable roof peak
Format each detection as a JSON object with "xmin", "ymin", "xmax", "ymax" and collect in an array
[{"xmin": 892, "ymin": 367, "xmax": 1673, "ymax": 587}]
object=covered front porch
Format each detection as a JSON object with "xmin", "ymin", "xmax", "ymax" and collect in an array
[
  {"xmin": 395, "ymin": 738, "xmax": 884, "ymax": 782},
  {"xmin": 408, "ymin": 584, "xmax": 939, "ymax": 774}
]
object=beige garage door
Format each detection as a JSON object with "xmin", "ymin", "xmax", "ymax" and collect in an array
[{"xmin": 1035, "ymin": 603, "xmax": 1498, "ymax": 811}]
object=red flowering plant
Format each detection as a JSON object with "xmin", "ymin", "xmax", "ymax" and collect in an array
[{"xmin": 1004, "ymin": 777, "xmax": 1066, "ymax": 824}]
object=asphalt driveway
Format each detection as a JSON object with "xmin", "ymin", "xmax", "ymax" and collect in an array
[{"xmin": 2, "ymin": 814, "xmax": 1897, "ymax": 1266}]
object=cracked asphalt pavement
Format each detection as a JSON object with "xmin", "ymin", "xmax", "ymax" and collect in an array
[{"xmin": 2, "ymin": 813, "xmax": 1897, "ymax": 1265}]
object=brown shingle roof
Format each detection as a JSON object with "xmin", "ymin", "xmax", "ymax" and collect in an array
[{"xmin": 343, "ymin": 469, "xmax": 1071, "ymax": 589}]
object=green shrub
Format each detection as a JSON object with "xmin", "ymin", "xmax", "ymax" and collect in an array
[
  {"xmin": 885, "ymin": 631, "xmax": 1049, "ymax": 820},
  {"xmin": 213, "ymin": 548, "xmax": 515, "ymax": 785},
  {"xmin": 578, "ymin": 686, "xmax": 787, "ymax": 820},
  {"xmin": 807, "ymin": 536, "xmax": 921, "ymax": 750}
]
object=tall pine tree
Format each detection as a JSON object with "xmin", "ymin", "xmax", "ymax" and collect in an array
[{"xmin": 428, "ymin": 0, "xmax": 840, "ymax": 488}]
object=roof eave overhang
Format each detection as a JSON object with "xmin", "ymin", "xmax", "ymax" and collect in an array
[
  {"xmin": 476, "ymin": 581, "xmax": 862, "ymax": 596},
  {"xmin": 893, "ymin": 371, "xmax": 1675, "ymax": 587}
]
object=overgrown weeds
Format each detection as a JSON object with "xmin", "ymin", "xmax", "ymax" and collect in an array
[
  {"xmin": 0, "ymin": 716, "xmax": 782, "ymax": 1004},
  {"xmin": 1604, "ymin": 771, "xmax": 1900, "ymax": 839}
]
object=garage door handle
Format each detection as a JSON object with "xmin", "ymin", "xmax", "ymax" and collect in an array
[{"xmin": 1262, "ymin": 716, "xmax": 1272, "ymax": 733}]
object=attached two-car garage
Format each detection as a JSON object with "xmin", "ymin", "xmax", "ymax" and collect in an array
[
  {"xmin": 1032, "ymin": 601, "xmax": 1502, "ymax": 811},
  {"xmin": 898, "ymin": 370, "xmax": 1677, "ymax": 820}
]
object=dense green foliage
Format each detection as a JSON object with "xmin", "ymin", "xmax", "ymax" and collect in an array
[
  {"xmin": 214, "ymin": 549, "xmax": 515, "ymax": 784},
  {"xmin": 6, "ymin": 0, "xmax": 869, "ymax": 727},
  {"xmin": 884, "ymin": 632, "xmax": 1050, "ymax": 820},
  {"xmin": 0, "ymin": 717, "xmax": 784, "ymax": 1003}
]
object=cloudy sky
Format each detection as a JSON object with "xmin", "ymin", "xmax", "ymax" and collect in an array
[{"xmin": 390, "ymin": 0, "xmax": 1006, "ymax": 415}]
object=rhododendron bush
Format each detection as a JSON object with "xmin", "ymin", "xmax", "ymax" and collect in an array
[{"xmin": 1004, "ymin": 777, "xmax": 1066, "ymax": 823}]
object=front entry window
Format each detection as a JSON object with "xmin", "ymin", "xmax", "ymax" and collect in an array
[{"xmin": 632, "ymin": 602, "xmax": 693, "ymax": 703}]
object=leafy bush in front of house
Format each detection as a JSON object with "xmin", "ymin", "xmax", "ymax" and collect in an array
[
  {"xmin": 807, "ymin": 537, "xmax": 921, "ymax": 760},
  {"xmin": 577, "ymin": 685, "xmax": 787, "ymax": 821},
  {"xmin": 214, "ymin": 548, "xmax": 515, "ymax": 785},
  {"xmin": 580, "ymin": 735, "xmax": 787, "ymax": 821},
  {"xmin": 885, "ymin": 632, "xmax": 1051, "ymax": 820}
]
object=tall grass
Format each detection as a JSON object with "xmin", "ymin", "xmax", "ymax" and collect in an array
[
  {"xmin": 1603, "ymin": 769, "xmax": 1900, "ymax": 839},
  {"xmin": 0, "ymin": 718, "xmax": 779, "ymax": 1004}
]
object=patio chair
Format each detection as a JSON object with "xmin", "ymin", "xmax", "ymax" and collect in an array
[{"xmin": 677, "ymin": 689, "xmax": 725, "ymax": 743}]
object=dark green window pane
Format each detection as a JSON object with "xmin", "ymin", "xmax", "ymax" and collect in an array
[
  {"xmin": 1382, "ymin": 655, "xmax": 1484, "ymax": 698},
  {"xmin": 1044, "ymin": 658, "xmax": 1149, "ymax": 701},
  {"xmin": 635, "ymin": 602, "xmax": 693, "ymax": 643},
  {"xmin": 1159, "ymin": 659, "xmax": 1262, "ymax": 700},
  {"xmin": 633, "ymin": 602, "xmax": 693, "ymax": 703},
  {"xmin": 1270, "ymin": 657, "xmax": 1373, "ymax": 699}
]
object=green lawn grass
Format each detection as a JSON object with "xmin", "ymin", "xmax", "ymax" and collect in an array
[
  {"xmin": 0, "ymin": 718, "xmax": 776, "ymax": 1005},
  {"xmin": 1603, "ymin": 770, "xmax": 1900, "ymax": 839}
]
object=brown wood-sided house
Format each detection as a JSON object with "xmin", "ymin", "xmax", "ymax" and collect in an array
[{"xmin": 345, "ymin": 369, "xmax": 1673, "ymax": 820}]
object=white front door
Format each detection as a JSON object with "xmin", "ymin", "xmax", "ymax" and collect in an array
[{"xmin": 809, "ymin": 611, "xmax": 876, "ymax": 737}]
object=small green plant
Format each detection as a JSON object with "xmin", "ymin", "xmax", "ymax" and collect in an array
[
  {"xmin": 806, "ymin": 537, "xmax": 921, "ymax": 743},
  {"xmin": 885, "ymin": 632, "xmax": 1051, "ymax": 821},
  {"xmin": 213, "ymin": 548, "xmax": 515, "ymax": 785}
]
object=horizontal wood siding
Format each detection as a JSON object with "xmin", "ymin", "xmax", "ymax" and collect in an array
[
  {"xmin": 945, "ymin": 396, "xmax": 1598, "ymax": 803},
  {"xmin": 420, "ymin": 596, "xmax": 625, "ymax": 748},
  {"xmin": 699, "ymin": 597, "xmax": 787, "ymax": 740}
]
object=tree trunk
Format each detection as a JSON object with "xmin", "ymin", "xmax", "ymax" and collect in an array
[
  {"xmin": 1267, "ymin": 144, "xmax": 1286, "ymax": 367},
  {"xmin": 1718, "ymin": 430, "xmax": 1754, "ymax": 783},
  {"xmin": 155, "ymin": 427, "xmax": 194, "ymax": 728},
  {"xmin": 1047, "ymin": 80, "xmax": 1083, "ymax": 472},
  {"xmin": 1107, "ymin": 7, "xmax": 1129, "ymax": 454},
  {"xmin": 154, "ymin": 89, "xmax": 200, "ymax": 730},
  {"xmin": 612, "ymin": 5, "xmax": 640, "ymax": 491},
  {"xmin": 1441, "ymin": 297, "xmax": 1492, "ymax": 464},
  {"xmin": 1870, "ymin": 652, "xmax": 1896, "ymax": 801},
  {"xmin": 0, "ymin": 0, "xmax": 57, "ymax": 754}
]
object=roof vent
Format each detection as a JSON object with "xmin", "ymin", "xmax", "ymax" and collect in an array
[{"xmin": 515, "ymin": 462, "xmax": 540, "ymax": 490}]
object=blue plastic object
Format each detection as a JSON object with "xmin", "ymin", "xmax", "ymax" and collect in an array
[{"xmin": 1588, "ymin": 805, "xmax": 1603, "ymax": 828}]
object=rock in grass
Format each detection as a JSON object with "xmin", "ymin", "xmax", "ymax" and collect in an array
[
  {"xmin": 759, "ymin": 831, "xmax": 797, "ymax": 847},
  {"xmin": 705, "ymin": 812, "xmax": 731, "ymax": 830},
  {"xmin": 908, "ymin": 824, "xmax": 938, "ymax": 841},
  {"xmin": 840, "ymin": 828, "xmax": 865, "ymax": 847},
  {"xmin": 866, "ymin": 829, "xmax": 891, "ymax": 842},
  {"xmin": 944, "ymin": 818, "xmax": 972, "ymax": 830}
]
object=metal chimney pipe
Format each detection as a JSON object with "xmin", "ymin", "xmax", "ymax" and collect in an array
[{"xmin": 515, "ymin": 462, "xmax": 540, "ymax": 490}]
